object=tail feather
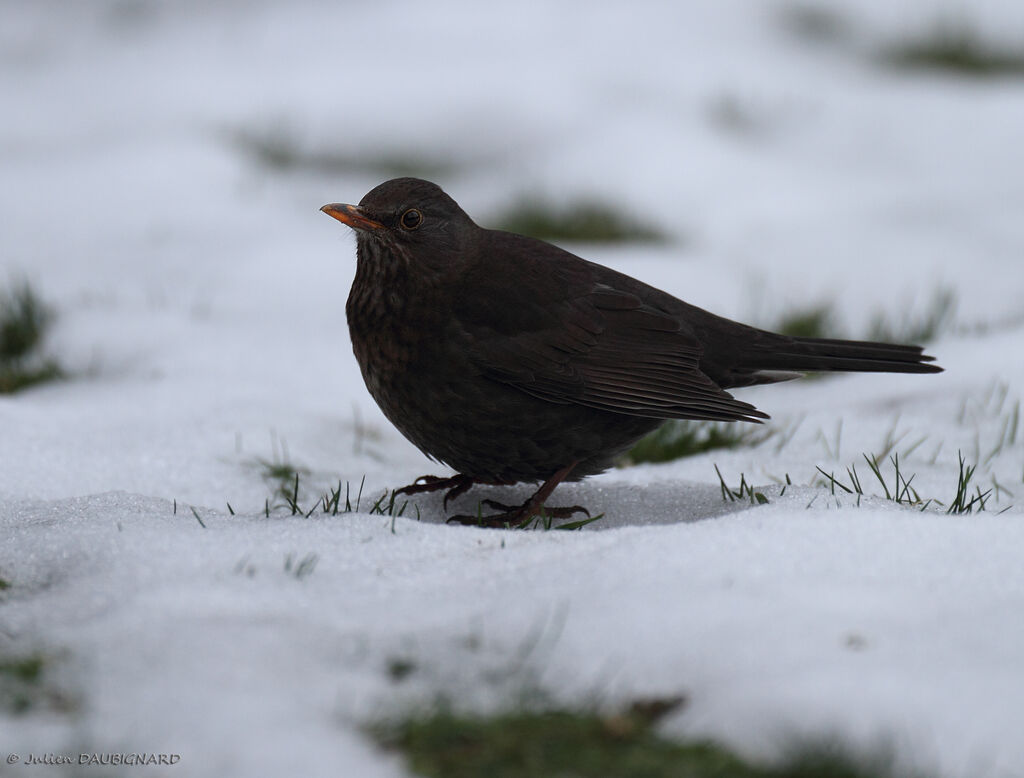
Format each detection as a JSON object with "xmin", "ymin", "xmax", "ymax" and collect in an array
[
  {"xmin": 751, "ymin": 336, "xmax": 942, "ymax": 374},
  {"xmin": 711, "ymin": 333, "xmax": 943, "ymax": 389}
]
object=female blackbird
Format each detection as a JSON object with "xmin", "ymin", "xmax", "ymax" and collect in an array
[{"xmin": 322, "ymin": 178, "xmax": 941, "ymax": 527}]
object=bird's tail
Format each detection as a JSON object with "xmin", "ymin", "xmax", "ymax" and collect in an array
[
  {"xmin": 746, "ymin": 335, "xmax": 941, "ymax": 373},
  {"xmin": 711, "ymin": 333, "xmax": 943, "ymax": 388}
]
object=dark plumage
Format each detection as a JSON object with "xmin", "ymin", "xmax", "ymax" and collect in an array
[{"xmin": 322, "ymin": 178, "xmax": 942, "ymax": 526}]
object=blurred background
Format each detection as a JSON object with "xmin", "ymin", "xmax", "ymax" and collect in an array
[{"xmin": 2, "ymin": 0, "xmax": 1023, "ymax": 502}]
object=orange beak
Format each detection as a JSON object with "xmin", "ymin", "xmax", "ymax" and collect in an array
[{"xmin": 320, "ymin": 203, "xmax": 385, "ymax": 232}]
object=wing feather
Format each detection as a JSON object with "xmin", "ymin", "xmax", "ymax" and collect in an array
[{"xmin": 457, "ymin": 262, "xmax": 767, "ymax": 423}]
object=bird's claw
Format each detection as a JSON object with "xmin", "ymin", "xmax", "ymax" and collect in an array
[
  {"xmin": 394, "ymin": 475, "xmax": 448, "ymax": 494},
  {"xmin": 446, "ymin": 501, "xmax": 590, "ymax": 529},
  {"xmin": 395, "ymin": 473, "xmax": 471, "ymax": 496},
  {"xmin": 393, "ymin": 474, "xmax": 480, "ymax": 510}
]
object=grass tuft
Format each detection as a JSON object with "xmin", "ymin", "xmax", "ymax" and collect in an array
[
  {"xmin": 387, "ymin": 657, "xmax": 418, "ymax": 683},
  {"xmin": 946, "ymin": 451, "xmax": 992, "ymax": 515},
  {"xmin": 779, "ymin": 4, "xmax": 854, "ymax": 45},
  {"xmin": 368, "ymin": 702, "xmax": 925, "ymax": 778},
  {"xmin": 775, "ymin": 304, "xmax": 840, "ymax": 339},
  {"xmin": 955, "ymin": 381, "xmax": 1021, "ymax": 469},
  {"xmin": 283, "ymin": 552, "xmax": 319, "ymax": 580},
  {"xmin": 814, "ymin": 450, "xmax": 1002, "ymax": 514},
  {"xmin": 231, "ymin": 127, "xmax": 460, "ymax": 179},
  {"xmin": 0, "ymin": 655, "xmax": 45, "ymax": 715},
  {"xmin": 867, "ymin": 289, "xmax": 956, "ymax": 345},
  {"xmin": 1, "ymin": 655, "xmax": 44, "ymax": 685},
  {"xmin": 0, "ymin": 281, "xmax": 63, "ymax": 394},
  {"xmin": 758, "ymin": 288, "xmax": 956, "ymax": 351},
  {"xmin": 621, "ymin": 421, "xmax": 774, "ymax": 466},
  {"xmin": 816, "ymin": 453, "xmax": 922, "ymax": 508},
  {"xmin": 715, "ymin": 465, "xmax": 770, "ymax": 505},
  {"xmin": 880, "ymin": 21, "xmax": 1024, "ymax": 78},
  {"xmin": 552, "ymin": 513, "xmax": 605, "ymax": 531},
  {"xmin": 511, "ymin": 510, "xmax": 606, "ymax": 531},
  {"xmin": 493, "ymin": 197, "xmax": 668, "ymax": 244},
  {"xmin": 0, "ymin": 652, "xmax": 75, "ymax": 715},
  {"xmin": 254, "ymin": 455, "xmax": 311, "ymax": 515},
  {"xmin": 250, "ymin": 467, "xmax": 422, "ymax": 522}
]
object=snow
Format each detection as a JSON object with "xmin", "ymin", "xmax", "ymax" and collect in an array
[{"xmin": 2, "ymin": 1, "xmax": 1023, "ymax": 776}]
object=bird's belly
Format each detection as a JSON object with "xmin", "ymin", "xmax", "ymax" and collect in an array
[{"xmin": 353, "ymin": 331, "xmax": 658, "ymax": 482}]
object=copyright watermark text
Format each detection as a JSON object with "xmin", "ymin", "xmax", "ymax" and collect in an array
[{"xmin": 5, "ymin": 753, "xmax": 180, "ymax": 767}]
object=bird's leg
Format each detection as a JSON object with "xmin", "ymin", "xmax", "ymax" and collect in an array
[
  {"xmin": 447, "ymin": 463, "xmax": 589, "ymax": 528},
  {"xmin": 393, "ymin": 473, "xmax": 480, "ymax": 510}
]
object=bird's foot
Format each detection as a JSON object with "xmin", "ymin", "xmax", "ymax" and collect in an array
[
  {"xmin": 393, "ymin": 474, "xmax": 479, "ymax": 509},
  {"xmin": 447, "ymin": 499, "xmax": 591, "ymax": 529},
  {"xmin": 445, "ymin": 462, "xmax": 589, "ymax": 528}
]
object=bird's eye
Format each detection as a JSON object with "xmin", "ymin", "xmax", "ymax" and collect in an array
[{"xmin": 400, "ymin": 209, "xmax": 422, "ymax": 230}]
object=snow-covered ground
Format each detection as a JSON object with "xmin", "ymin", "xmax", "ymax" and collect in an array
[{"xmin": 2, "ymin": 1, "xmax": 1023, "ymax": 776}]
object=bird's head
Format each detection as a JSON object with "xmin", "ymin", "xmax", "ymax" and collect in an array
[{"xmin": 321, "ymin": 178, "xmax": 477, "ymax": 273}]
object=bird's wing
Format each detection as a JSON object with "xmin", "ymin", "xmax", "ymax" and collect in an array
[{"xmin": 454, "ymin": 242, "xmax": 767, "ymax": 423}]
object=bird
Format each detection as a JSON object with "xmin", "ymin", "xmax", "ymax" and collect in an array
[{"xmin": 321, "ymin": 178, "xmax": 942, "ymax": 527}]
